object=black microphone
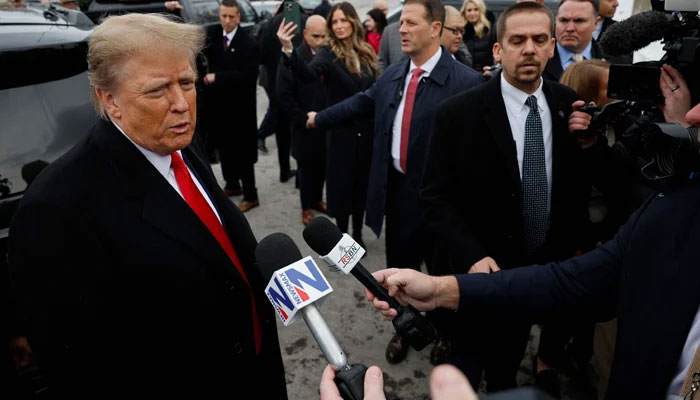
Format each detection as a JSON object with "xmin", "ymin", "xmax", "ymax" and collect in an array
[
  {"xmin": 599, "ymin": 11, "xmax": 673, "ymax": 56},
  {"xmin": 256, "ymin": 233, "xmax": 368, "ymax": 400},
  {"xmin": 303, "ymin": 217, "xmax": 437, "ymax": 351}
]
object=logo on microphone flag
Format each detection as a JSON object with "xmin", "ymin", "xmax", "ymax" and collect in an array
[
  {"xmin": 264, "ymin": 256, "xmax": 333, "ymax": 325},
  {"xmin": 319, "ymin": 233, "xmax": 365, "ymax": 274}
]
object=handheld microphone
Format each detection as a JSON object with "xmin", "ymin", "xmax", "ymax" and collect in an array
[
  {"xmin": 303, "ymin": 217, "xmax": 437, "ymax": 351},
  {"xmin": 599, "ymin": 11, "xmax": 673, "ymax": 56},
  {"xmin": 256, "ymin": 233, "xmax": 368, "ymax": 400}
]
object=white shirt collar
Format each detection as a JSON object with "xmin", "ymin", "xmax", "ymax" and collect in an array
[
  {"xmin": 500, "ymin": 74, "xmax": 546, "ymax": 113},
  {"xmin": 223, "ymin": 26, "xmax": 238, "ymax": 43},
  {"xmin": 409, "ymin": 47, "xmax": 442, "ymax": 77},
  {"xmin": 110, "ymin": 119, "xmax": 178, "ymax": 179}
]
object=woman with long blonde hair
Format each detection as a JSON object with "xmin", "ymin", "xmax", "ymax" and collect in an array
[
  {"xmin": 461, "ymin": 0, "xmax": 495, "ymax": 71},
  {"xmin": 278, "ymin": 2, "xmax": 376, "ymax": 242}
]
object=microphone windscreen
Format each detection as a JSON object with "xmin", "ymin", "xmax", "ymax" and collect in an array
[
  {"xmin": 599, "ymin": 11, "xmax": 670, "ymax": 55},
  {"xmin": 303, "ymin": 216, "xmax": 344, "ymax": 255},
  {"xmin": 256, "ymin": 232, "xmax": 303, "ymax": 282}
]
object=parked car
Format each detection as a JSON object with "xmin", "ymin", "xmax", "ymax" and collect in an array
[
  {"xmin": 85, "ymin": 0, "xmax": 263, "ymax": 33},
  {"xmin": 251, "ymin": 0, "xmax": 281, "ymax": 20},
  {"xmin": 0, "ymin": 5, "xmax": 96, "ymax": 252},
  {"xmin": 387, "ymin": 0, "xmax": 559, "ymax": 24}
]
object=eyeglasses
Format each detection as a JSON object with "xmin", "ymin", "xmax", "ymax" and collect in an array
[
  {"xmin": 444, "ymin": 26, "xmax": 466, "ymax": 36},
  {"xmin": 310, "ymin": 34, "xmax": 327, "ymax": 39}
]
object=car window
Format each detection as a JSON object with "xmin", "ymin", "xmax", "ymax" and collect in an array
[
  {"xmin": 188, "ymin": 0, "xmax": 220, "ymax": 24},
  {"xmin": 238, "ymin": 0, "xmax": 256, "ymax": 23}
]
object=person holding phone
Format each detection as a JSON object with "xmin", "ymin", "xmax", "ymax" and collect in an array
[{"xmin": 277, "ymin": 2, "xmax": 377, "ymax": 246}]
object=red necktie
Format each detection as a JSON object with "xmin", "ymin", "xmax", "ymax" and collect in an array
[
  {"xmin": 223, "ymin": 36, "xmax": 229, "ymax": 52},
  {"xmin": 400, "ymin": 68, "xmax": 424, "ymax": 173},
  {"xmin": 170, "ymin": 152, "xmax": 262, "ymax": 354}
]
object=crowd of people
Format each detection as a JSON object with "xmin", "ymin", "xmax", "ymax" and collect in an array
[{"xmin": 4, "ymin": 0, "xmax": 700, "ymax": 398}]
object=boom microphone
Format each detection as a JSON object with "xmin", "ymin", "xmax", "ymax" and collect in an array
[
  {"xmin": 256, "ymin": 233, "xmax": 368, "ymax": 400},
  {"xmin": 303, "ymin": 216, "xmax": 437, "ymax": 351},
  {"xmin": 599, "ymin": 11, "xmax": 673, "ymax": 56}
]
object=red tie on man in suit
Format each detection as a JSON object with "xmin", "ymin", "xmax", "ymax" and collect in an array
[
  {"xmin": 399, "ymin": 68, "xmax": 424, "ymax": 173},
  {"xmin": 223, "ymin": 35, "xmax": 229, "ymax": 52},
  {"xmin": 171, "ymin": 152, "xmax": 262, "ymax": 354}
]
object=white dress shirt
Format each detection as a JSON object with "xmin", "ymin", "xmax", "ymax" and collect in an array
[
  {"xmin": 223, "ymin": 26, "xmax": 238, "ymax": 49},
  {"xmin": 111, "ymin": 120, "xmax": 222, "ymax": 223},
  {"xmin": 667, "ymin": 306, "xmax": 700, "ymax": 398},
  {"xmin": 391, "ymin": 47, "xmax": 442, "ymax": 173},
  {"xmin": 500, "ymin": 74, "xmax": 553, "ymax": 210}
]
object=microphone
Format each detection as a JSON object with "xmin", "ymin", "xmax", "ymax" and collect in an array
[
  {"xmin": 256, "ymin": 233, "xmax": 368, "ymax": 400},
  {"xmin": 303, "ymin": 217, "xmax": 437, "ymax": 351},
  {"xmin": 599, "ymin": 11, "xmax": 673, "ymax": 56}
]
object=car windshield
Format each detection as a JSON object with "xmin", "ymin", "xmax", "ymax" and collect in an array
[{"xmin": 188, "ymin": 0, "xmax": 220, "ymax": 24}]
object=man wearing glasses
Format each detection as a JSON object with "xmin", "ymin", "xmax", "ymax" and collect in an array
[{"xmin": 441, "ymin": 6, "xmax": 470, "ymax": 66}]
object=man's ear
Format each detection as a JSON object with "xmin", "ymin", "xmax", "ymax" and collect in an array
[
  {"xmin": 547, "ymin": 37, "xmax": 555, "ymax": 59},
  {"xmin": 595, "ymin": 15, "xmax": 602, "ymax": 25},
  {"xmin": 492, "ymin": 41, "xmax": 501, "ymax": 61},
  {"xmin": 95, "ymin": 87, "xmax": 120, "ymax": 119},
  {"xmin": 432, "ymin": 21, "xmax": 442, "ymax": 38}
]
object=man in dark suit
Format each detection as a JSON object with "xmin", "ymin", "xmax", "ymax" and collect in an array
[
  {"xmin": 8, "ymin": 13, "xmax": 287, "ymax": 399},
  {"xmin": 203, "ymin": 0, "xmax": 261, "ymax": 212},
  {"xmin": 366, "ymin": 97, "xmax": 700, "ymax": 396},
  {"xmin": 542, "ymin": 0, "xmax": 604, "ymax": 82},
  {"xmin": 277, "ymin": 15, "xmax": 329, "ymax": 225},
  {"xmin": 307, "ymin": 0, "xmax": 484, "ymax": 365},
  {"xmin": 420, "ymin": 1, "xmax": 589, "ymax": 392},
  {"xmin": 593, "ymin": 0, "xmax": 617, "ymax": 40}
]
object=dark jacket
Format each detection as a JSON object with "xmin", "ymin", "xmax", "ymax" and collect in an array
[
  {"xmin": 421, "ymin": 75, "xmax": 589, "ymax": 272},
  {"xmin": 203, "ymin": 25, "xmax": 260, "ymax": 163},
  {"xmin": 315, "ymin": 47, "xmax": 485, "ymax": 236},
  {"xmin": 284, "ymin": 45, "xmax": 376, "ymax": 216},
  {"xmin": 8, "ymin": 120, "xmax": 287, "ymax": 399},
  {"xmin": 277, "ymin": 42, "xmax": 328, "ymax": 164},
  {"xmin": 457, "ymin": 181, "xmax": 700, "ymax": 399},
  {"xmin": 543, "ymin": 39, "xmax": 605, "ymax": 82},
  {"xmin": 463, "ymin": 24, "xmax": 495, "ymax": 72},
  {"xmin": 313, "ymin": 0, "xmax": 331, "ymax": 18}
]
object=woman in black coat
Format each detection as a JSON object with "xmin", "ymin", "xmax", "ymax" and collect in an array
[
  {"xmin": 278, "ymin": 1, "xmax": 377, "ymax": 244},
  {"xmin": 461, "ymin": 0, "xmax": 495, "ymax": 72}
]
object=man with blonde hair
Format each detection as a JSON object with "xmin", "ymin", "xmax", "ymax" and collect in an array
[{"xmin": 8, "ymin": 13, "xmax": 287, "ymax": 399}]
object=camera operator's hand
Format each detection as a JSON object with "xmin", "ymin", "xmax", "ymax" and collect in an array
[
  {"xmin": 569, "ymin": 100, "xmax": 597, "ymax": 149},
  {"xmin": 659, "ymin": 64, "xmax": 691, "ymax": 127}
]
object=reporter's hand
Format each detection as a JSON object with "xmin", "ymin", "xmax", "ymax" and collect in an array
[
  {"xmin": 9, "ymin": 336, "xmax": 33, "ymax": 368},
  {"xmin": 659, "ymin": 64, "xmax": 691, "ymax": 127},
  {"xmin": 569, "ymin": 100, "xmax": 598, "ymax": 149},
  {"xmin": 277, "ymin": 18, "xmax": 297, "ymax": 54},
  {"xmin": 319, "ymin": 365, "xmax": 385, "ymax": 400},
  {"xmin": 364, "ymin": 269, "xmax": 459, "ymax": 320},
  {"xmin": 164, "ymin": 1, "xmax": 183, "ymax": 11},
  {"xmin": 467, "ymin": 256, "xmax": 500, "ymax": 274},
  {"xmin": 203, "ymin": 73, "xmax": 215, "ymax": 85},
  {"xmin": 306, "ymin": 111, "xmax": 317, "ymax": 129},
  {"xmin": 430, "ymin": 365, "xmax": 479, "ymax": 400}
]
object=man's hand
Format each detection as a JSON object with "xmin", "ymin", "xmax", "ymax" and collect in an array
[
  {"xmin": 9, "ymin": 336, "xmax": 33, "ymax": 367},
  {"xmin": 364, "ymin": 269, "xmax": 459, "ymax": 320},
  {"xmin": 203, "ymin": 73, "xmax": 216, "ymax": 85},
  {"xmin": 569, "ymin": 100, "xmax": 598, "ymax": 149},
  {"xmin": 430, "ymin": 365, "xmax": 479, "ymax": 400},
  {"xmin": 467, "ymin": 256, "xmax": 500, "ymax": 274},
  {"xmin": 306, "ymin": 111, "xmax": 317, "ymax": 129},
  {"xmin": 659, "ymin": 64, "xmax": 691, "ymax": 127},
  {"xmin": 277, "ymin": 18, "xmax": 298, "ymax": 54},
  {"xmin": 164, "ymin": 1, "xmax": 183, "ymax": 11},
  {"xmin": 319, "ymin": 365, "xmax": 385, "ymax": 400}
]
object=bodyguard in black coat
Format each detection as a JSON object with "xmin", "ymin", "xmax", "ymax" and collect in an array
[
  {"xmin": 203, "ymin": 1, "xmax": 261, "ymax": 206},
  {"xmin": 8, "ymin": 14, "xmax": 286, "ymax": 399},
  {"xmin": 420, "ymin": 2, "xmax": 590, "ymax": 390},
  {"xmin": 277, "ymin": 24, "xmax": 329, "ymax": 222}
]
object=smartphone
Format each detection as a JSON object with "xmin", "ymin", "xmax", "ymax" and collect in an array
[
  {"xmin": 607, "ymin": 64, "xmax": 663, "ymax": 104},
  {"xmin": 282, "ymin": 1, "xmax": 302, "ymax": 37}
]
